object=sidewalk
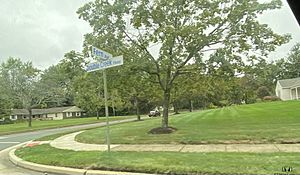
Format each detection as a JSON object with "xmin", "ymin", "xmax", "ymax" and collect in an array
[{"xmin": 49, "ymin": 131, "xmax": 300, "ymax": 153}]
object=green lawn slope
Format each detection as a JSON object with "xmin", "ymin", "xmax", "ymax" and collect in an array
[
  {"xmin": 76, "ymin": 101, "xmax": 300, "ymax": 144},
  {"xmin": 17, "ymin": 101, "xmax": 300, "ymax": 175}
]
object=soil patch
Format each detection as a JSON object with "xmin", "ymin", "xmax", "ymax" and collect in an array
[{"xmin": 148, "ymin": 127, "xmax": 177, "ymax": 134}]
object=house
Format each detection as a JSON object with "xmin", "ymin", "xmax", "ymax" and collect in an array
[
  {"xmin": 276, "ymin": 77, "xmax": 300, "ymax": 101},
  {"xmin": 10, "ymin": 106, "xmax": 86, "ymax": 121}
]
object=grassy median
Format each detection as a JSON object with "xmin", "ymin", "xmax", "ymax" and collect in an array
[{"xmin": 15, "ymin": 144, "xmax": 300, "ymax": 175}]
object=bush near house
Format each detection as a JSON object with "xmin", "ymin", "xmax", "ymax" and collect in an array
[
  {"xmin": 257, "ymin": 86, "xmax": 271, "ymax": 99},
  {"xmin": 0, "ymin": 118, "xmax": 14, "ymax": 125},
  {"xmin": 263, "ymin": 96, "xmax": 281, "ymax": 101}
]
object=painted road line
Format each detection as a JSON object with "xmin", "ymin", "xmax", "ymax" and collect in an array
[
  {"xmin": 0, "ymin": 141, "xmax": 29, "ymax": 154},
  {"xmin": 0, "ymin": 142, "xmax": 20, "ymax": 144}
]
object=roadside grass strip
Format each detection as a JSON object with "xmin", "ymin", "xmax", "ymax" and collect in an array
[
  {"xmin": 15, "ymin": 144, "xmax": 300, "ymax": 175},
  {"xmin": 0, "ymin": 115, "xmax": 136, "ymax": 135}
]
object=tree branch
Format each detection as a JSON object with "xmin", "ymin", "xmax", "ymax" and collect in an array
[{"xmin": 122, "ymin": 29, "xmax": 165, "ymax": 90}]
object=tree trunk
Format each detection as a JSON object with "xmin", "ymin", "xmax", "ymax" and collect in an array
[
  {"xmin": 134, "ymin": 97, "xmax": 141, "ymax": 121},
  {"xmin": 96, "ymin": 110, "xmax": 99, "ymax": 120},
  {"xmin": 245, "ymin": 93, "xmax": 249, "ymax": 104},
  {"xmin": 173, "ymin": 101, "xmax": 179, "ymax": 114},
  {"xmin": 28, "ymin": 108, "xmax": 32, "ymax": 127},
  {"xmin": 112, "ymin": 102, "xmax": 116, "ymax": 116},
  {"xmin": 162, "ymin": 90, "xmax": 171, "ymax": 128},
  {"xmin": 189, "ymin": 100, "xmax": 193, "ymax": 112}
]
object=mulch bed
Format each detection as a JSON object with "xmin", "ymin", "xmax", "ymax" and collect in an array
[{"xmin": 148, "ymin": 127, "xmax": 177, "ymax": 134}]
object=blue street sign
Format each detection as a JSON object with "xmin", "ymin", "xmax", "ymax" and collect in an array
[
  {"xmin": 92, "ymin": 47, "xmax": 112, "ymax": 60},
  {"xmin": 85, "ymin": 55, "xmax": 123, "ymax": 72}
]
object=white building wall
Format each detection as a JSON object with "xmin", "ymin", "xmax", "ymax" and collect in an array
[
  {"xmin": 281, "ymin": 89, "xmax": 292, "ymax": 101},
  {"xmin": 276, "ymin": 82, "xmax": 292, "ymax": 101},
  {"xmin": 56, "ymin": 113, "xmax": 63, "ymax": 120},
  {"xmin": 10, "ymin": 115, "xmax": 17, "ymax": 121},
  {"xmin": 47, "ymin": 113, "xmax": 55, "ymax": 119},
  {"xmin": 275, "ymin": 82, "xmax": 281, "ymax": 97},
  {"xmin": 48, "ymin": 113, "xmax": 63, "ymax": 120}
]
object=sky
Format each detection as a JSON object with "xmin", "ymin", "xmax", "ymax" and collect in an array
[
  {"xmin": 0, "ymin": 0, "xmax": 299, "ymax": 69},
  {"xmin": 0, "ymin": 0, "xmax": 91, "ymax": 69}
]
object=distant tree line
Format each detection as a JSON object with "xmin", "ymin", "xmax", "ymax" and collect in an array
[{"xmin": 1, "ymin": 43, "xmax": 299, "ymax": 125}]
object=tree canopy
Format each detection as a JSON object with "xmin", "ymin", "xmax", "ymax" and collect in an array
[
  {"xmin": 1, "ymin": 1, "xmax": 297, "ymax": 130},
  {"xmin": 77, "ymin": 0, "xmax": 290, "ymax": 129}
]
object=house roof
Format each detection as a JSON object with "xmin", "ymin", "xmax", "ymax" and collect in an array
[
  {"xmin": 278, "ymin": 77, "xmax": 300, "ymax": 88},
  {"xmin": 11, "ymin": 106, "xmax": 84, "ymax": 115},
  {"xmin": 11, "ymin": 109, "xmax": 30, "ymax": 115}
]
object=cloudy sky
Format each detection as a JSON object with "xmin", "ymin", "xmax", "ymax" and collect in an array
[
  {"xmin": 0, "ymin": 0, "xmax": 299, "ymax": 69},
  {"xmin": 0, "ymin": 0, "xmax": 91, "ymax": 69}
]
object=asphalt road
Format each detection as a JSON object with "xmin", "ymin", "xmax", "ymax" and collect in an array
[
  {"xmin": 0, "ymin": 146, "xmax": 61, "ymax": 175},
  {"xmin": 0, "ymin": 117, "xmax": 140, "ymax": 175}
]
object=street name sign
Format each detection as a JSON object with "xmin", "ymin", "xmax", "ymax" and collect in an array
[
  {"xmin": 85, "ymin": 55, "xmax": 123, "ymax": 72},
  {"xmin": 92, "ymin": 46, "xmax": 112, "ymax": 60}
]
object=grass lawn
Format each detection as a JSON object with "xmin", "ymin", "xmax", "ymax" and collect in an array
[
  {"xmin": 76, "ymin": 101, "xmax": 300, "ymax": 144},
  {"xmin": 0, "ymin": 115, "xmax": 136, "ymax": 135},
  {"xmin": 16, "ymin": 144, "xmax": 300, "ymax": 175}
]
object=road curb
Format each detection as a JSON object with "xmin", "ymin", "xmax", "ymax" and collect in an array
[{"xmin": 9, "ymin": 148, "xmax": 152, "ymax": 175}]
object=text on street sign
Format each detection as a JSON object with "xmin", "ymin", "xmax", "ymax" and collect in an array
[
  {"xmin": 85, "ymin": 55, "xmax": 123, "ymax": 72},
  {"xmin": 92, "ymin": 47, "xmax": 112, "ymax": 60}
]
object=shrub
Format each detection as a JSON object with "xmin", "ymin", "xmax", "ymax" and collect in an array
[
  {"xmin": 246, "ymin": 97, "xmax": 257, "ymax": 104},
  {"xmin": 219, "ymin": 100, "xmax": 230, "ymax": 107},
  {"xmin": 257, "ymin": 86, "xmax": 271, "ymax": 99},
  {"xmin": 263, "ymin": 96, "xmax": 281, "ymax": 101},
  {"xmin": 208, "ymin": 103, "xmax": 218, "ymax": 109},
  {"xmin": 0, "ymin": 118, "xmax": 14, "ymax": 125}
]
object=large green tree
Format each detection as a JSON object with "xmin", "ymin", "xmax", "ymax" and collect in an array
[
  {"xmin": 73, "ymin": 71, "xmax": 105, "ymax": 119},
  {"xmin": 283, "ymin": 43, "xmax": 300, "ymax": 78},
  {"xmin": 77, "ymin": 0, "xmax": 290, "ymax": 129},
  {"xmin": 39, "ymin": 64, "xmax": 72, "ymax": 108},
  {"xmin": 0, "ymin": 74, "xmax": 13, "ymax": 118},
  {"xmin": 1, "ymin": 58, "xmax": 40, "ymax": 127},
  {"xmin": 0, "ymin": 58, "xmax": 68, "ymax": 127},
  {"xmin": 59, "ymin": 50, "xmax": 86, "ymax": 105}
]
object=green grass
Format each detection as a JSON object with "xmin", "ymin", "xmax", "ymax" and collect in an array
[
  {"xmin": 16, "ymin": 144, "xmax": 300, "ymax": 175},
  {"xmin": 76, "ymin": 101, "xmax": 300, "ymax": 144},
  {"xmin": 0, "ymin": 116, "xmax": 136, "ymax": 135},
  {"xmin": 15, "ymin": 101, "xmax": 300, "ymax": 174}
]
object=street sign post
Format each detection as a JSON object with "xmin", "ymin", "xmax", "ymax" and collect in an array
[{"xmin": 85, "ymin": 47, "xmax": 123, "ymax": 152}]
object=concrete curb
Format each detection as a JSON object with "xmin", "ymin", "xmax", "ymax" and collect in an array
[{"xmin": 9, "ymin": 148, "xmax": 153, "ymax": 175}]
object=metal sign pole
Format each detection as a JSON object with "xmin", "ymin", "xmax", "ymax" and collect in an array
[
  {"xmin": 103, "ymin": 69, "xmax": 110, "ymax": 152},
  {"xmin": 86, "ymin": 47, "xmax": 123, "ymax": 153}
]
